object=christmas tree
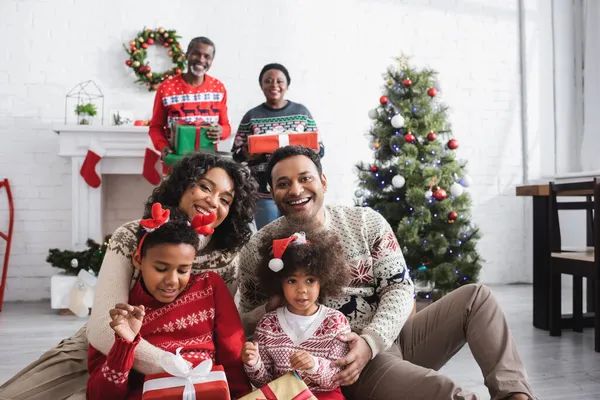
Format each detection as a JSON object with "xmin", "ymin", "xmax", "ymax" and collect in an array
[
  {"xmin": 46, "ymin": 235, "xmax": 111, "ymax": 276},
  {"xmin": 355, "ymin": 56, "xmax": 482, "ymax": 299}
]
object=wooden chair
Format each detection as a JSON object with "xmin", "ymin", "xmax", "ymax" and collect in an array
[
  {"xmin": 548, "ymin": 178, "xmax": 600, "ymax": 351},
  {"xmin": 0, "ymin": 179, "xmax": 14, "ymax": 312}
]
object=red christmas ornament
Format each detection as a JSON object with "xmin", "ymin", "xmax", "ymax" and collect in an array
[
  {"xmin": 379, "ymin": 96, "xmax": 389, "ymax": 105},
  {"xmin": 404, "ymin": 133, "xmax": 416, "ymax": 143},
  {"xmin": 427, "ymin": 132, "xmax": 437, "ymax": 141},
  {"xmin": 177, "ymin": 43, "xmax": 182, "ymax": 49},
  {"xmin": 403, "ymin": 79, "xmax": 412, "ymax": 87},
  {"xmin": 433, "ymin": 188, "xmax": 447, "ymax": 201},
  {"xmin": 370, "ymin": 166, "xmax": 378, "ymax": 173},
  {"xmin": 175, "ymin": 68, "xmax": 182, "ymax": 75},
  {"xmin": 163, "ymin": 42, "xmax": 170, "ymax": 47},
  {"xmin": 130, "ymin": 45, "xmax": 137, "ymax": 51},
  {"xmin": 168, "ymin": 38, "xmax": 175, "ymax": 43},
  {"xmin": 142, "ymin": 43, "xmax": 149, "ymax": 49},
  {"xmin": 147, "ymin": 38, "xmax": 154, "ymax": 45},
  {"xmin": 447, "ymin": 139, "xmax": 459, "ymax": 150},
  {"xmin": 448, "ymin": 211, "xmax": 458, "ymax": 221},
  {"xmin": 125, "ymin": 60, "xmax": 132, "ymax": 67},
  {"xmin": 428, "ymin": 87, "xmax": 438, "ymax": 97}
]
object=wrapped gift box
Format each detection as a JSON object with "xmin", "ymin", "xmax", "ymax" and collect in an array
[
  {"xmin": 248, "ymin": 132, "xmax": 319, "ymax": 154},
  {"xmin": 240, "ymin": 372, "xmax": 316, "ymax": 400},
  {"xmin": 165, "ymin": 121, "xmax": 215, "ymax": 166},
  {"xmin": 142, "ymin": 365, "xmax": 230, "ymax": 400}
]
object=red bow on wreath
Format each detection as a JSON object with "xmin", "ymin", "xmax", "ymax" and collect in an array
[{"xmin": 191, "ymin": 213, "xmax": 217, "ymax": 236}]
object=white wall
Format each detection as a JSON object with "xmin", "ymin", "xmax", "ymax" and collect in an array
[{"xmin": 0, "ymin": 0, "xmax": 545, "ymax": 300}]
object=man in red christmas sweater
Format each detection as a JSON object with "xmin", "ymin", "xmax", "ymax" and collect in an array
[
  {"xmin": 149, "ymin": 36, "xmax": 231, "ymax": 160},
  {"xmin": 86, "ymin": 205, "xmax": 251, "ymax": 399}
]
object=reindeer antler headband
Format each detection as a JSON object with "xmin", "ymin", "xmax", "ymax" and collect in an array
[
  {"xmin": 137, "ymin": 203, "xmax": 171, "ymax": 257},
  {"xmin": 137, "ymin": 203, "xmax": 217, "ymax": 259},
  {"xmin": 268, "ymin": 232, "xmax": 308, "ymax": 272}
]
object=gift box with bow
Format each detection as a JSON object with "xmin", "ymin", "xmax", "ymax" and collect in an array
[
  {"xmin": 239, "ymin": 372, "xmax": 317, "ymax": 400},
  {"xmin": 248, "ymin": 126, "xmax": 319, "ymax": 155},
  {"xmin": 142, "ymin": 348, "xmax": 230, "ymax": 400},
  {"xmin": 165, "ymin": 121, "xmax": 215, "ymax": 166}
]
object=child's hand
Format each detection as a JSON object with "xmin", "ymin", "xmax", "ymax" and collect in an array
[
  {"xmin": 290, "ymin": 350, "xmax": 315, "ymax": 371},
  {"xmin": 109, "ymin": 303, "xmax": 145, "ymax": 343},
  {"xmin": 241, "ymin": 342, "xmax": 259, "ymax": 367}
]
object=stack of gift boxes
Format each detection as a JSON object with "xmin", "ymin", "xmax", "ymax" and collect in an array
[{"xmin": 164, "ymin": 121, "xmax": 319, "ymax": 167}]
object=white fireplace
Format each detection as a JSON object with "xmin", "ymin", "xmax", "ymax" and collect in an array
[{"xmin": 54, "ymin": 125, "xmax": 151, "ymax": 249}]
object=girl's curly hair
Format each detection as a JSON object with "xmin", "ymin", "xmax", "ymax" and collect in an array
[
  {"xmin": 257, "ymin": 226, "xmax": 350, "ymax": 299},
  {"xmin": 143, "ymin": 152, "xmax": 258, "ymax": 252}
]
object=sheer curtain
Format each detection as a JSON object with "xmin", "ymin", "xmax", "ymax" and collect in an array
[{"xmin": 580, "ymin": 0, "xmax": 600, "ymax": 171}]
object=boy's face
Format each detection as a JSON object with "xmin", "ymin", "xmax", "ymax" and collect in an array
[
  {"xmin": 282, "ymin": 270, "xmax": 320, "ymax": 316},
  {"xmin": 133, "ymin": 243, "xmax": 196, "ymax": 303}
]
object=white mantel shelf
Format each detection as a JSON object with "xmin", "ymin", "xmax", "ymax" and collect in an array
[{"xmin": 54, "ymin": 125, "xmax": 153, "ymax": 249}]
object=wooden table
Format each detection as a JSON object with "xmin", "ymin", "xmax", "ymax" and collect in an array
[{"xmin": 517, "ymin": 183, "xmax": 595, "ymax": 330}]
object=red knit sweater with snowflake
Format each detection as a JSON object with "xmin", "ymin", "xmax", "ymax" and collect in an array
[
  {"xmin": 148, "ymin": 74, "xmax": 231, "ymax": 152},
  {"xmin": 86, "ymin": 271, "xmax": 251, "ymax": 400},
  {"xmin": 245, "ymin": 306, "xmax": 350, "ymax": 399}
]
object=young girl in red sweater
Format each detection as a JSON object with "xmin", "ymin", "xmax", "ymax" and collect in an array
[
  {"xmin": 87, "ymin": 204, "xmax": 251, "ymax": 399},
  {"xmin": 241, "ymin": 228, "xmax": 351, "ymax": 400}
]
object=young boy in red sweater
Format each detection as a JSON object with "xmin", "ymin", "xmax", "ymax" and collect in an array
[{"xmin": 87, "ymin": 204, "xmax": 251, "ymax": 399}]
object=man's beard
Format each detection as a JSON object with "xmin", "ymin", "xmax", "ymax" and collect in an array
[{"xmin": 190, "ymin": 64, "xmax": 206, "ymax": 77}]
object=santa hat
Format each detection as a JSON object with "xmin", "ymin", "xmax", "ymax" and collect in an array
[{"xmin": 268, "ymin": 232, "xmax": 308, "ymax": 272}]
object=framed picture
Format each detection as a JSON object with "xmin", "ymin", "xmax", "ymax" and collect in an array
[{"xmin": 109, "ymin": 109, "xmax": 134, "ymax": 126}]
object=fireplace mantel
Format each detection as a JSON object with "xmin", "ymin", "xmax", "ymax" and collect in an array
[{"xmin": 54, "ymin": 125, "xmax": 151, "ymax": 249}]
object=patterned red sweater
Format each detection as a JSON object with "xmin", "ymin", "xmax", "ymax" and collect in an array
[
  {"xmin": 148, "ymin": 74, "xmax": 231, "ymax": 152},
  {"xmin": 87, "ymin": 271, "xmax": 251, "ymax": 400},
  {"xmin": 244, "ymin": 306, "xmax": 350, "ymax": 396}
]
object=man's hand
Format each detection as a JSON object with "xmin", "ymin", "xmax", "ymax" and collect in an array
[
  {"xmin": 109, "ymin": 303, "xmax": 145, "ymax": 343},
  {"xmin": 241, "ymin": 342, "xmax": 259, "ymax": 367},
  {"xmin": 204, "ymin": 124, "xmax": 222, "ymax": 141},
  {"xmin": 265, "ymin": 294, "xmax": 284, "ymax": 312},
  {"xmin": 290, "ymin": 350, "xmax": 315, "ymax": 371},
  {"xmin": 160, "ymin": 146, "xmax": 173, "ymax": 161},
  {"xmin": 332, "ymin": 332, "xmax": 372, "ymax": 386}
]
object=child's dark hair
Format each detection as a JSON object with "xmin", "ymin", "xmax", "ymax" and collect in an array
[
  {"xmin": 257, "ymin": 227, "xmax": 350, "ymax": 299},
  {"xmin": 137, "ymin": 208, "xmax": 199, "ymax": 257}
]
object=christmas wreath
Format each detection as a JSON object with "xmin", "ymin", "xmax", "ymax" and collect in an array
[{"xmin": 124, "ymin": 27, "xmax": 186, "ymax": 92}]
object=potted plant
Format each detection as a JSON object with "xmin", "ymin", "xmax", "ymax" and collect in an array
[{"xmin": 74, "ymin": 103, "xmax": 98, "ymax": 125}]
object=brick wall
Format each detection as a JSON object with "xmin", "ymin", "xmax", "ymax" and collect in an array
[{"xmin": 0, "ymin": 0, "xmax": 548, "ymax": 300}]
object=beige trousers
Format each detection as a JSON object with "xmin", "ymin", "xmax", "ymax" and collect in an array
[
  {"xmin": 0, "ymin": 325, "xmax": 88, "ymax": 400},
  {"xmin": 342, "ymin": 284, "xmax": 534, "ymax": 400}
]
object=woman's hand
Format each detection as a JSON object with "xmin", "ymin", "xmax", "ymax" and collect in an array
[
  {"xmin": 109, "ymin": 303, "xmax": 145, "ymax": 343},
  {"xmin": 241, "ymin": 342, "xmax": 259, "ymax": 367}
]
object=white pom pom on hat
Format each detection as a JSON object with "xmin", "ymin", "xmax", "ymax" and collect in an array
[{"xmin": 268, "ymin": 258, "xmax": 284, "ymax": 272}]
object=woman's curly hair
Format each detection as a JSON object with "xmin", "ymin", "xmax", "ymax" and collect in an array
[
  {"xmin": 143, "ymin": 152, "xmax": 258, "ymax": 252},
  {"xmin": 257, "ymin": 226, "xmax": 351, "ymax": 300}
]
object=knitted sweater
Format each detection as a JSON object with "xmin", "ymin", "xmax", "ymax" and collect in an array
[
  {"xmin": 230, "ymin": 101, "xmax": 322, "ymax": 196},
  {"xmin": 149, "ymin": 74, "xmax": 231, "ymax": 152},
  {"xmin": 245, "ymin": 306, "xmax": 350, "ymax": 395},
  {"xmin": 238, "ymin": 205, "xmax": 415, "ymax": 358},
  {"xmin": 87, "ymin": 220, "xmax": 240, "ymax": 375},
  {"xmin": 87, "ymin": 272, "xmax": 251, "ymax": 400}
]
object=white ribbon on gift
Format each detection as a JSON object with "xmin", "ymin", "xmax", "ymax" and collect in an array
[{"xmin": 142, "ymin": 347, "xmax": 228, "ymax": 400}]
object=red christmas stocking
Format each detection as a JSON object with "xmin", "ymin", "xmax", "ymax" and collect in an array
[
  {"xmin": 143, "ymin": 147, "xmax": 162, "ymax": 185},
  {"xmin": 80, "ymin": 142, "xmax": 106, "ymax": 188}
]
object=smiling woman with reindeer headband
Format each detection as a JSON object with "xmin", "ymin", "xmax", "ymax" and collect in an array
[
  {"xmin": 0, "ymin": 152, "xmax": 258, "ymax": 400},
  {"xmin": 241, "ymin": 227, "xmax": 352, "ymax": 400}
]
